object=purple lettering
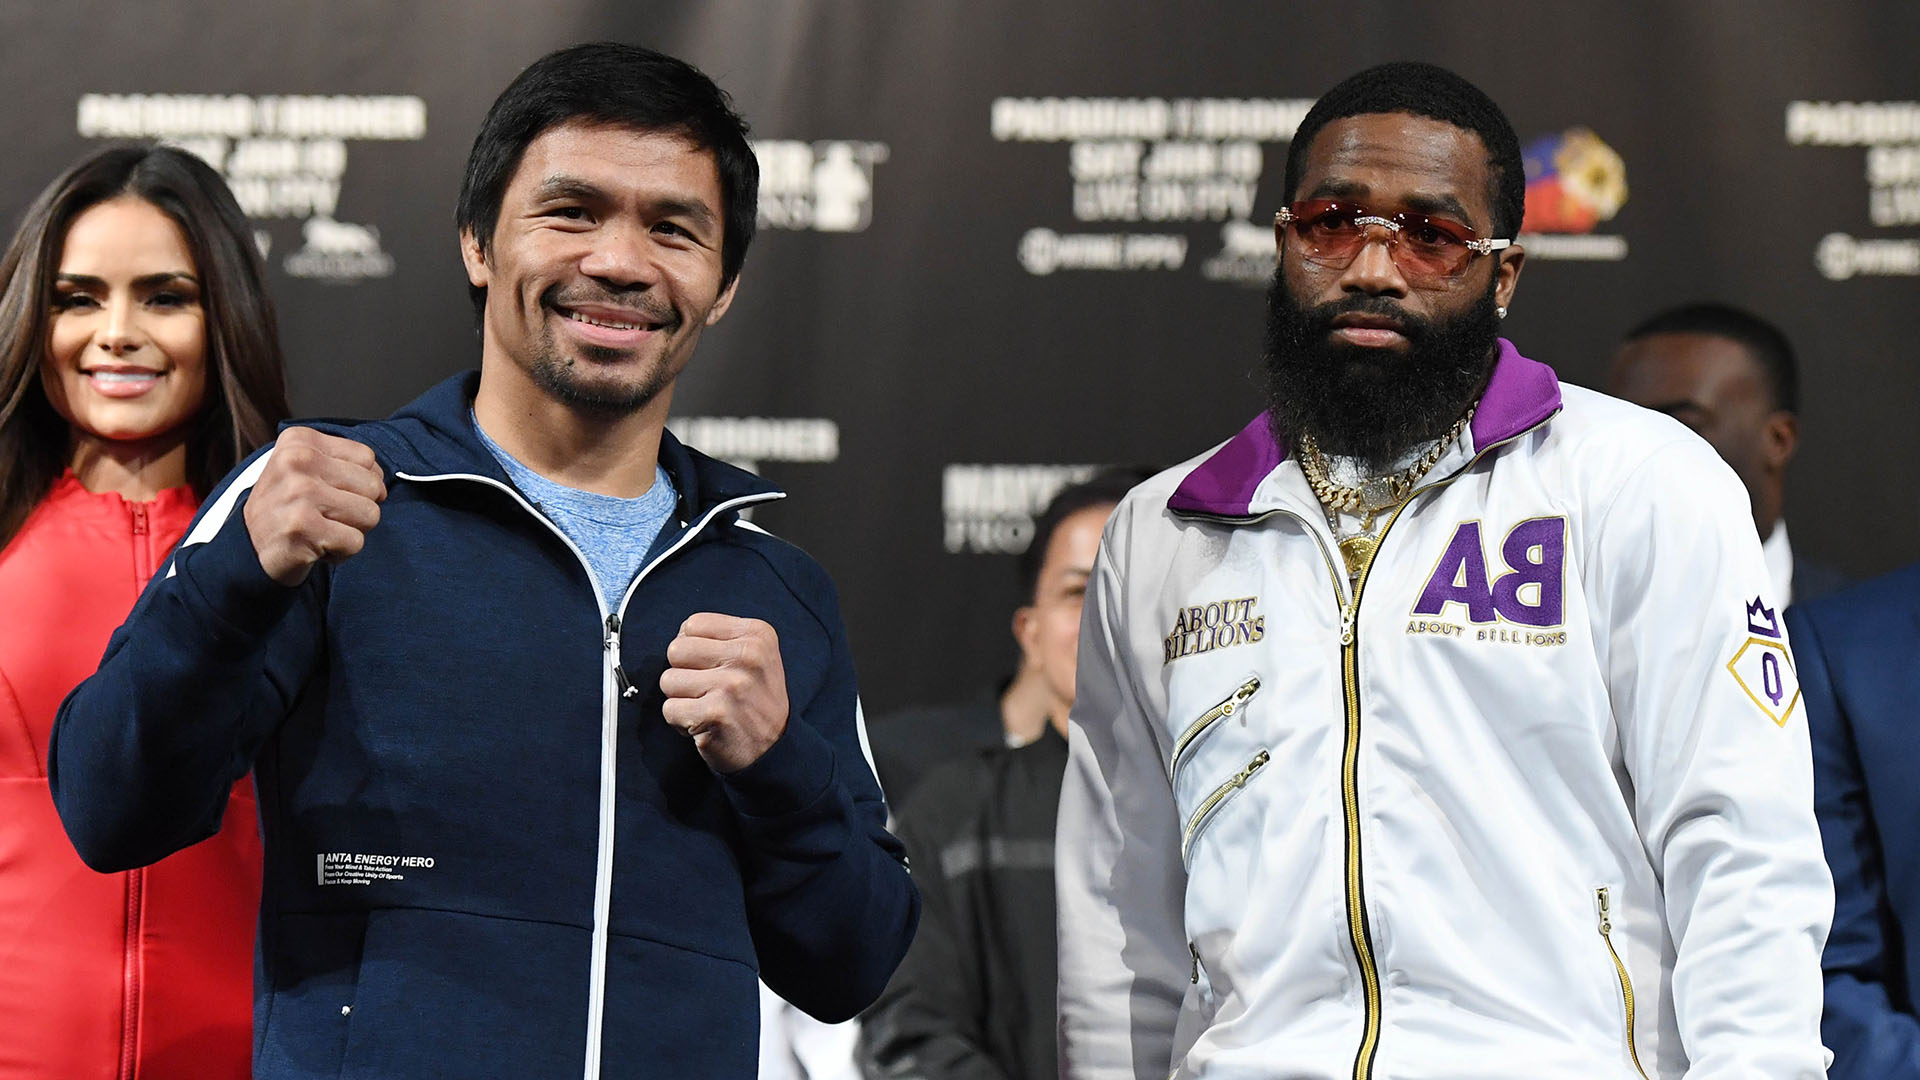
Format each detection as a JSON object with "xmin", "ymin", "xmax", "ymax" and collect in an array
[
  {"xmin": 1492, "ymin": 517, "xmax": 1565, "ymax": 627},
  {"xmin": 1414, "ymin": 522, "xmax": 1496, "ymax": 622}
]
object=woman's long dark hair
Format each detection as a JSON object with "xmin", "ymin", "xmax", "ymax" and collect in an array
[{"xmin": 0, "ymin": 145, "xmax": 290, "ymax": 548}]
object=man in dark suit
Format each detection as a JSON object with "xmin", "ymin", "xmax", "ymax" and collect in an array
[
  {"xmin": 1609, "ymin": 302, "xmax": 1845, "ymax": 606},
  {"xmin": 1789, "ymin": 565, "xmax": 1920, "ymax": 1077}
]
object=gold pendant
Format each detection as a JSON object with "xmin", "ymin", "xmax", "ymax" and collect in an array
[{"xmin": 1338, "ymin": 534, "xmax": 1379, "ymax": 580}]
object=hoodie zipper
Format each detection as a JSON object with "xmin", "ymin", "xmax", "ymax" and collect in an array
[{"xmin": 394, "ymin": 470, "xmax": 782, "ymax": 1080}]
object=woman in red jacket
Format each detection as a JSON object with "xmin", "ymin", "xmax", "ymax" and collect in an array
[{"xmin": 0, "ymin": 146, "xmax": 289, "ymax": 1079}]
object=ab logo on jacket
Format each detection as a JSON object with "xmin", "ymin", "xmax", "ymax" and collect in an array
[{"xmin": 1406, "ymin": 517, "xmax": 1570, "ymax": 648}]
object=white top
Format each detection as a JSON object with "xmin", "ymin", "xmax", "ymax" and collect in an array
[
  {"xmin": 1056, "ymin": 383, "xmax": 1832, "ymax": 1079},
  {"xmin": 757, "ymin": 982, "xmax": 859, "ymax": 1080}
]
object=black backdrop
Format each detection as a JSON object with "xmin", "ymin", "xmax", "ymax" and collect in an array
[{"xmin": 4, "ymin": 1, "xmax": 1917, "ymax": 712}]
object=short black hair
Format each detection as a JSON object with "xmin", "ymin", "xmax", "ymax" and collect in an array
[
  {"xmin": 455, "ymin": 42, "xmax": 758, "ymax": 322},
  {"xmin": 1622, "ymin": 302, "xmax": 1800, "ymax": 414},
  {"xmin": 1284, "ymin": 61, "xmax": 1526, "ymax": 239},
  {"xmin": 1019, "ymin": 466, "xmax": 1158, "ymax": 602}
]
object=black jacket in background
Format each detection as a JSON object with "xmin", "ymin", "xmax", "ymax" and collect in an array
[
  {"xmin": 866, "ymin": 693, "xmax": 1007, "ymax": 806},
  {"xmin": 858, "ymin": 727, "xmax": 1067, "ymax": 1080}
]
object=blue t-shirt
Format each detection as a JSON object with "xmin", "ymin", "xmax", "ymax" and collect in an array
[{"xmin": 474, "ymin": 415, "xmax": 677, "ymax": 614}]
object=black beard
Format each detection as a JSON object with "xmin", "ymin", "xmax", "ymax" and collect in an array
[
  {"xmin": 1261, "ymin": 270, "xmax": 1501, "ymax": 471},
  {"xmin": 526, "ymin": 284, "xmax": 683, "ymax": 417}
]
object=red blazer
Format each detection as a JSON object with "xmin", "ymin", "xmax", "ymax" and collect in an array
[{"xmin": 0, "ymin": 473, "xmax": 260, "ymax": 1080}]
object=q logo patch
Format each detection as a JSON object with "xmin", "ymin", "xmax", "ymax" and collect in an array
[{"xmin": 1726, "ymin": 597, "xmax": 1800, "ymax": 727}]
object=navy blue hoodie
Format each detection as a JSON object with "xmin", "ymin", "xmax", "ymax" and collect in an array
[{"xmin": 50, "ymin": 372, "xmax": 919, "ymax": 1080}]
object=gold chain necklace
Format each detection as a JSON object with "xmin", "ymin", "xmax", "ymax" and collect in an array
[{"xmin": 1299, "ymin": 406, "xmax": 1474, "ymax": 580}]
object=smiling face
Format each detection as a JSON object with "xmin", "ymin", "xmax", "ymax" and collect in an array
[
  {"xmin": 1264, "ymin": 112, "xmax": 1526, "ymax": 468},
  {"xmin": 462, "ymin": 121, "xmax": 737, "ymax": 419},
  {"xmin": 39, "ymin": 196, "xmax": 209, "ymax": 460}
]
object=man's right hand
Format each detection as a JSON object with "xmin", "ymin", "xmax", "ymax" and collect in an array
[{"xmin": 242, "ymin": 427, "xmax": 387, "ymax": 587}]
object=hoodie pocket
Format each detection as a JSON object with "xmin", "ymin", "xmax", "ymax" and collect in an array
[
  {"xmin": 1594, "ymin": 886, "xmax": 1651, "ymax": 1080},
  {"xmin": 1181, "ymin": 749, "xmax": 1269, "ymax": 864}
]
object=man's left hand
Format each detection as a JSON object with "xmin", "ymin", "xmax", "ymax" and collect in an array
[{"xmin": 660, "ymin": 613, "xmax": 790, "ymax": 773}]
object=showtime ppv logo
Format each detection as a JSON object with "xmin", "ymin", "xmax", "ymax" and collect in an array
[
  {"xmin": 943, "ymin": 463, "xmax": 1100, "ymax": 554},
  {"xmin": 750, "ymin": 140, "xmax": 888, "ymax": 232}
]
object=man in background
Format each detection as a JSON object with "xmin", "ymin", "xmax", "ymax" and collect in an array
[
  {"xmin": 1791, "ymin": 567, "xmax": 1920, "ymax": 1079},
  {"xmin": 859, "ymin": 469, "xmax": 1147, "ymax": 1080},
  {"xmin": 866, "ymin": 474, "xmax": 1138, "ymax": 803},
  {"xmin": 1608, "ymin": 301, "xmax": 1845, "ymax": 606}
]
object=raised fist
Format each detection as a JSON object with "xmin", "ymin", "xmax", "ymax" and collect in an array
[
  {"xmin": 659, "ymin": 613, "xmax": 791, "ymax": 773},
  {"xmin": 242, "ymin": 427, "xmax": 386, "ymax": 587}
]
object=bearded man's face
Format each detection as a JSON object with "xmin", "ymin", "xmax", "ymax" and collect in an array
[{"xmin": 1264, "ymin": 112, "xmax": 1526, "ymax": 469}]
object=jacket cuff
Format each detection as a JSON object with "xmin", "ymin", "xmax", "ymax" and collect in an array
[
  {"xmin": 177, "ymin": 499, "xmax": 304, "ymax": 640},
  {"xmin": 720, "ymin": 715, "xmax": 838, "ymax": 820}
]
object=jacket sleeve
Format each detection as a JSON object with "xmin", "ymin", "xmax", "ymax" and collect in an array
[
  {"xmin": 49, "ymin": 444, "xmax": 323, "ymax": 872},
  {"xmin": 1588, "ymin": 437, "xmax": 1833, "ymax": 1079},
  {"xmin": 1055, "ymin": 504, "xmax": 1189, "ymax": 1080},
  {"xmin": 1788, "ymin": 602, "xmax": 1920, "ymax": 1079},
  {"xmin": 717, "ymin": 571, "xmax": 920, "ymax": 1024},
  {"xmin": 856, "ymin": 790, "xmax": 1014, "ymax": 1080}
]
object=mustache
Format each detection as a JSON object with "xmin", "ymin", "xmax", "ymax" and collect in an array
[
  {"xmin": 1300, "ymin": 294, "xmax": 1433, "ymax": 342},
  {"xmin": 542, "ymin": 284, "xmax": 680, "ymax": 328}
]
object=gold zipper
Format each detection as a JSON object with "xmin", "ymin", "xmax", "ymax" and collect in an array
[
  {"xmin": 1596, "ymin": 887, "xmax": 1651, "ymax": 1080},
  {"xmin": 1172, "ymin": 676, "xmax": 1261, "ymax": 777},
  {"xmin": 1336, "ymin": 417, "xmax": 1558, "ymax": 1080},
  {"xmin": 1180, "ymin": 750, "xmax": 1270, "ymax": 861}
]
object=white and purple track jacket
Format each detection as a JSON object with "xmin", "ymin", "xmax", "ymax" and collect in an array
[{"xmin": 1056, "ymin": 340, "xmax": 1833, "ymax": 1080}]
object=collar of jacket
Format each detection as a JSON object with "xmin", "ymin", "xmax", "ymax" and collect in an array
[
  {"xmin": 1167, "ymin": 338, "xmax": 1561, "ymax": 519},
  {"xmin": 290, "ymin": 371, "xmax": 783, "ymax": 522}
]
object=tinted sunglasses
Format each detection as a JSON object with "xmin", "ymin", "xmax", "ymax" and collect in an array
[{"xmin": 1275, "ymin": 199, "xmax": 1512, "ymax": 284}]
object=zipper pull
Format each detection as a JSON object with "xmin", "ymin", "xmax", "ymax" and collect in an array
[
  {"xmin": 1596, "ymin": 886, "xmax": 1612, "ymax": 934},
  {"xmin": 130, "ymin": 504, "xmax": 149, "ymax": 535},
  {"xmin": 605, "ymin": 614, "xmax": 639, "ymax": 700},
  {"xmin": 1339, "ymin": 602, "xmax": 1356, "ymax": 646},
  {"xmin": 1189, "ymin": 942, "xmax": 1201, "ymax": 985}
]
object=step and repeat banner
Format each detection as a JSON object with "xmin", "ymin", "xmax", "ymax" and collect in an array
[{"xmin": 2, "ymin": 1, "xmax": 1915, "ymax": 711}]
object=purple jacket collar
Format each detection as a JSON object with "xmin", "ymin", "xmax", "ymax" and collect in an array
[{"xmin": 1167, "ymin": 338, "xmax": 1561, "ymax": 518}]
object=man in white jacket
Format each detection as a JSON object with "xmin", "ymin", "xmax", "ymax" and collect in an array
[{"xmin": 1055, "ymin": 61, "xmax": 1834, "ymax": 1080}]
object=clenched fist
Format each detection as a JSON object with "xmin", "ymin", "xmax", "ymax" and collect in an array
[
  {"xmin": 242, "ymin": 427, "xmax": 387, "ymax": 587},
  {"xmin": 659, "ymin": 614, "xmax": 790, "ymax": 773}
]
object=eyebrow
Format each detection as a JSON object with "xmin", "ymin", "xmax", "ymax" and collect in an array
[
  {"xmin": 1308, "ymin": 179, "xmax": 1476, "ymax": 226},
  {"xmin": 532, "ymin": 174, "xmax": 719, "ymax": 232},
  {"xmin": 532, "ymin": 175, "xmax": 607, "ymax": 203},
  {"xmin": 55, "ymin": 272, "xmax": 199, "ymax": 289}
]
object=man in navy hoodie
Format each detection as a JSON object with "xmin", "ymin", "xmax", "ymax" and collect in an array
[{"xmin": 50, "ymin": 42, "xmax": 918, "ymax": 1080}]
